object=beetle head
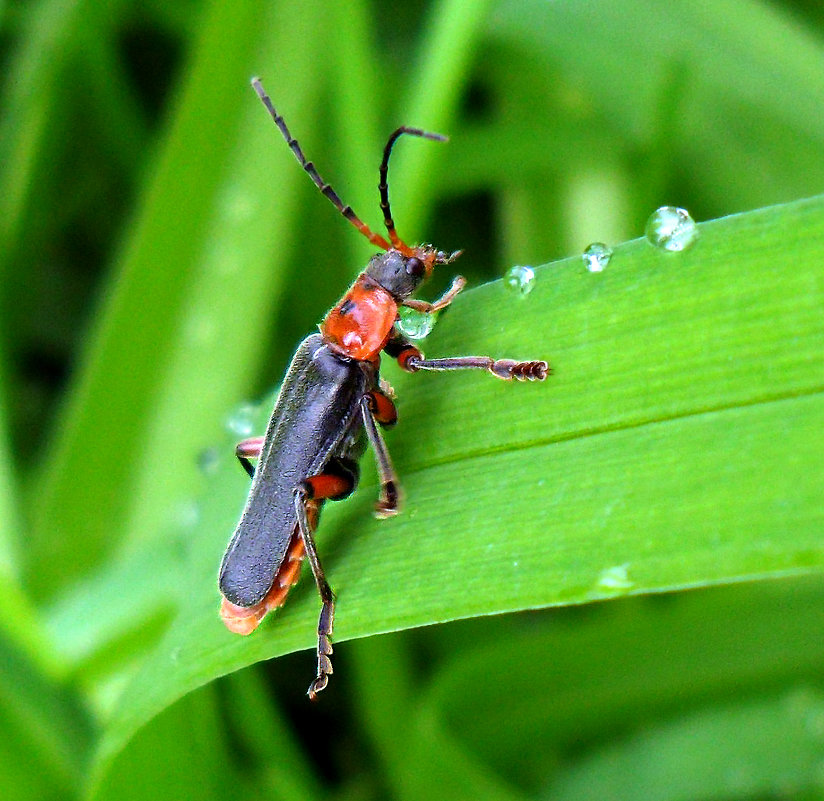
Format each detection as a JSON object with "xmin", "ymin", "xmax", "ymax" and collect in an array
[{"xmin": 365, "ymin": 245, "xmax": 462, "ymax": 299}]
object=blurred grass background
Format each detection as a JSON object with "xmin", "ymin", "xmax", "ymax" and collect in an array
[{"xmin": 1, "ymin": 0, "xmax": 824, "ymax": 799}]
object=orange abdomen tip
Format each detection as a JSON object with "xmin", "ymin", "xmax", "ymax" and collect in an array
[{"xmin": 219, "ymin": 535, "xmax": 306, "ymax": 635}]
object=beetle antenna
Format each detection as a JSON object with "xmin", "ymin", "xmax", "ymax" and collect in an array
[
  {"xmin": 379, "ymin": 126, "xmax": 448, "ymax": 253},
  {"xmin": 252, "ymin": 77, "xmax": 391, "ymax": 251}
]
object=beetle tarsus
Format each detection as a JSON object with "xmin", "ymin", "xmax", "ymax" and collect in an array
[
  {"xmin": 489, "ymin": 359, "xmax": 549, "ymax": 381},
  {"xmin": 308, "ymin": 598, "xmax": 335, "ymax": 699},
  {"xmin": 374, "ymin": 480, "xmax": 400, "ymax": 518},
  {"xmin": 307, "ymin": 671, "xmax": 329, "ymax": 700}
]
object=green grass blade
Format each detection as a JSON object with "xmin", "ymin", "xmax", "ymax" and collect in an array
[
  {"xmin": 388, "ymin": 0, "xmax": 494, "ymax": 240},
  {"xmin": 0, "ymin": 631, "xmax": 94, "ymax": 798},
  {"xmin": 0, "ymin": 359, "xmax": 59, "ymax": 677},
  {"xmin": 551, "ymin": 690, "xmax": 824, "ymax": 800},
  {"xmin": 90, "ymin": 685, "xmax": 245, "ymax": 801},
  {"xmin": 221, "ymin": 670, "xmax": 324, "ymax": 801},
  {"xmin": 487, "ymin": 0, "xmax": 824, "ymax": 213},
  {"xmin": 0, "ymin": 0, "xmax": 84, "ymax": 270},
  {"xmin": 425, "ymin": 577, "xmax": 824, "ymax": 796}
]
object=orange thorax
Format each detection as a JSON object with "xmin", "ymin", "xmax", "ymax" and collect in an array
[{"xmin": 320, "ymin": 276, "xmax": 398, "ymax": 361}]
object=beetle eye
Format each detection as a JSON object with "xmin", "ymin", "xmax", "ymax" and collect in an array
[{"xmin": 405, "ymin": 256, "xmax": 425, "ymax": 277}]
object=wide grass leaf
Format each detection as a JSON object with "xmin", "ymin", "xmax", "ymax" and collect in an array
[{"xmin": 86, "ymin": 192, "xmax": 824, "ymax": 793}]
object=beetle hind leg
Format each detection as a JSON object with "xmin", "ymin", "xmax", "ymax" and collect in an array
[{"xmin": 295, "ymin": 474, "xmax": 357, "ymax": 699}]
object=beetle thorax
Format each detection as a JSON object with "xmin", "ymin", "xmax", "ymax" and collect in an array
[{"xmin": 320, "ymin": 274, "xmax": 398, "ymax": 361}]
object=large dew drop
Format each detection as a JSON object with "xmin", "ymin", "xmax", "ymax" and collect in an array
[
  {"xmin": 582, "ymin": 242, "xmax": 613, "ymax": 272},
  {"xmin": 504, "ymin": 265, "xmax": 535, "ymax": 297},
  {"xmin": 225, "ymin": 402, "xmax": 258, "ymax": 437},
  {"xmin": 396, "ymin": 306, "xmax": 436, "ymax": 340},
  {"xmin": 645, "ymin": 206, "xmax": 699, "ymax": 252}
]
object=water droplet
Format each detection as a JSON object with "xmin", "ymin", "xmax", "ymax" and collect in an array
[
  {"xmin": 198, "ymin": 446, "xmax": 221, "ymax": 475},
  {"xmin": 724, "ymin": 765, "xmax": 755, "ymax": 794},
  {"xmin": 782, "ymin": 688, "xmax": 824, "ymax": 749},
  {"xmin": 220, "ymin": 187, "xmax": 256, "ymax": 223},
  {"xmin": 183, "ymin": 313, "xmax": 217, "ymax": 346},
  {"xmin": 582, "ymin": 242, "xmax": 613, "ymax": 272},
  {"xmin": 645, "ymin": 206, "xmax": 699, "ymax": 252},
  {"xmin": 504, "ymin": 265, "xmax": 535, "ymax": 297},
  {"xmin": 176, "ymin": 500, "xmax": 200, "ymax": 530},
  {"xmin": 596, "ymin": 564, "xmax": 634, "ymax": 594},
  {"xmin": 225, "ymin": 403, "xmax": 258, "ymax": 437},
  {"xmin": 396, "ymin": 306, "xmax": 436, "ymax": 340},
  {"xmin": 795, "ymin": 690, "xmax": 824, "ymax": 740},
  {"xmin": 808, "ymin": 709, "xmax": 824, "ymax": 740}
]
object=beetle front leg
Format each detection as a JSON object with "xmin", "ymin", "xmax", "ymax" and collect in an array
[
  {"xmin": 400, "ymin": 274, "xmax": 466, "ymax": 314},
  {"xmin": 385, "ymin": 340, "xmax": 549, "ymax": 381},
  {"xmin": 235, "ymin": 436, "xmax": 265, "ymax": 478},
  {"xmin": 361, "ymin": 393, "xmax": 402, "ymax": 518},
  {"xmin": 404, "ymin": 353, "xmax": 548, "ymax": 380}
]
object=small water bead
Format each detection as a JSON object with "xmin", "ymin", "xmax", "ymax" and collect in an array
[
  {"xmin": 396, "ymin": 306, "xmax": 436, "ymax": 340},
  {"xmin": 224, "ymin": 402, "xmax": 258, "ymax": 437},
  {"xmin": 645, "ymin": 206, "xmax": 699, "ymax": 252},
  {"xmin": 596, "ymin": 564, "xmax": 634, "ymax": 594},
  {"xmin": 197, "ymin": 446, "xmax": 221, "ymax": 475},
  {"xmin": 582, "ymin": 242, "xmax": 613, "ymax": 273},
  {"xmin": 176, "ymin": 500, "xmax": 201, "ymax": 530},
  {"xmin": 504, "ymin": 265, "xmax": 535, "ymax": 297}
]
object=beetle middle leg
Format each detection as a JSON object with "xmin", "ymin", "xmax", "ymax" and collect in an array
[{"xmin": 361, "ymin": 391, "xmax": 402, "ymax": 518}]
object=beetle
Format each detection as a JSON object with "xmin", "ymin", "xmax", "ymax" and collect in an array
[{"xmin": 218, "ymin": 78, "xmax": 549, "ymax": 698}]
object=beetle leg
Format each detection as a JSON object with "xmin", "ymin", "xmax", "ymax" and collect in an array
[
  {"xmin": 235, "ymin": 436, "xmax": 265, "ymax": 478},
  {"xmin": 368, "ymin": 386, "xmax": 398, "ymax": 427},
  {"xmin": 387, "ymin": 342, "xmax": 549, "ymax": 381},
  {"xmin": 406, "ymin": 353, "xmax": 548, "ymax": 380},
  {"xmin": 294, "ymin": 482, "xmax": 342, "ymax": 700},
  {"xmin": 400, "ymin": 274, "xmax": 466, "ymax": 314},
  {"xmin": 361, "ymin": 394, "xmax": 401, "ymax": 518}
]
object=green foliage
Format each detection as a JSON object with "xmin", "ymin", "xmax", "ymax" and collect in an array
[{"xmin": 1, "ymin": 0, "xmax": 823, "ymax": 799}]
